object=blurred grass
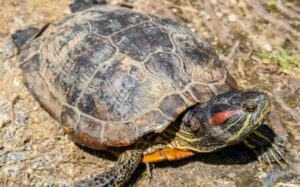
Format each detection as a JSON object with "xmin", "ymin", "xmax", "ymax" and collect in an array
[
  {"xmin": 266, "ymin": 1, "xmax": 277, "ymax": 7},
  {"xmin": 253, "ymin": 48, "xmax": 300, "ymax": 73}
]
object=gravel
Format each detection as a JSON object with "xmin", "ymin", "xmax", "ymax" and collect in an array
[
  {"xmin": 0, "ymin": 0, "xmax": 299, "ymax": 186},
  {"xmin": 13, "ymin": 111, "xmax": 29, "ymax": 126},
  {"xmin": 263, "ymin": 169, "xmax": 285, "ymax": 187}
]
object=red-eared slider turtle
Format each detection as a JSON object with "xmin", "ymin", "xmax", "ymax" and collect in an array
[{"xmin": 13, "ymin": 4, "xmax": 286, "ymax": 187}]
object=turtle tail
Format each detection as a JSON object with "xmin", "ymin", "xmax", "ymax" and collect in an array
[{"xmin": 75, "ymin": 149, "xmax": 143, "ymax": 187}]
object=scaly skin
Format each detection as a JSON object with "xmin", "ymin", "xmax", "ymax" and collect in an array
[
  {"xmin": 75, "ymin": 91, "xmax": 286, "ymax": 187},
  {"xmin": 75, "ymin": 150, "xmax": 143, "ymax": 187},
  {"xmin": 243, "ymin": 124, "xmax": 286, "ymax": 166},
  {"xmin": 12, "ymin": 5, "xmax": 286, "ymax": 187}
]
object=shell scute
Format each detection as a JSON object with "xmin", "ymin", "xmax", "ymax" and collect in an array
[
  {"xmin": 145, "ymin": 52, "xmax": 190, "ymax": 91},
  {"xmin": 159, "ymin": 94, "xmax": 187, "ymax": 118},
  {"xmin": 77, "ymin": 60, "xmax": 139, "ymax": 121},
  {"xmin": 173, "ymin": 34, "xmax": 225, "ymax": 84},
  {"xmin": 21, "ymin": 6, "xmax": 234, "ymax": 148},
  {"xmin": 86, "ymin": 7, "xmax": 150, "ymax": 36},
  {"xmin": 190, "ymin": 84, "xmax": 214, "ymax": 102},
  {"xmin": 77, "ymin": 115, "xmax": 103, "ymax": 140},
  {"xmin": 134, "ymin": 110, "xmax": 172, "ymax": 133},
  {"xmin": 61, "ymin": 105, "xmax": 78, "ymax": 129},
  {"xmin": 111, "ymin": 22, "xmax": 173, "ymax": 61},
  {"xmin": 104, "ymin": 122, "xmax": 136, "ymax": 146}
]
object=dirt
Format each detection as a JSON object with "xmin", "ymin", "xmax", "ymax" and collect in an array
[{"xmin": 0, "ymin": 0, "xmax": 299, "ymax": 186}]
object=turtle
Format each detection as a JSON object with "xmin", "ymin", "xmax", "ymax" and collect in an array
[{"xmin": 13, "ymin": 4, "xmax": 286, "ymax": 187}]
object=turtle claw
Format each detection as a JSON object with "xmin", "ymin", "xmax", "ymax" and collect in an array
[
  {"xmin": 243, "ymin": 124, "xmax": 288, "ymax": 167},
  {"xmin": 255, "ymin": 147, "xmax": 286, "ymax": 168}
]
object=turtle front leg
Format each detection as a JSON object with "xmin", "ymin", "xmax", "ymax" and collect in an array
[
  {"xmin": 75, "ymin": 149, "xmax": 143, "ymax": 187},
  {"xmin": 243, "ymin": 124, "xmax": 287, "ymax": 166}
]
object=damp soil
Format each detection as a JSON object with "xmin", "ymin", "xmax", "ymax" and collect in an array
[{"xmin": 0, "ymin": 0, "xmax": 299, "ymax": 186}]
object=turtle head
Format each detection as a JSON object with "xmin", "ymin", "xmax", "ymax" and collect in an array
[
  {"xmin": 182, "ymin": 90, "xmax": 270, "ymax": 148},
  {"xmin": 201, "ymin": 90, "xmax": 270, "ymax": 145}
]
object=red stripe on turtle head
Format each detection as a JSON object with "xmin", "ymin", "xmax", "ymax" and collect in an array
[{"xmin": 204, "ymin": 110, "xmax": 241, "ymax": 125}]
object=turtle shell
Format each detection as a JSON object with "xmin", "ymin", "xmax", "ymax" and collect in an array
[{"xmin": 20, "ymin": 5, "xmax": 237, "ymax": 149}]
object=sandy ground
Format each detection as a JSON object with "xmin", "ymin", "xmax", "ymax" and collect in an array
[{"xmin": 0, "ymin": 0, "xmax": 300, "ymax": 186}]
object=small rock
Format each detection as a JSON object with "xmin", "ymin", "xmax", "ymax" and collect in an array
[
  {"xmin": 216, "ymin": 12, "xmax": 223, "ymax": 18},
  {"xmin": 291, "ymin": 163, "xmax": 300, "ymax": 174},
  {"xmin": 26, "ymin": 167, "xmax": 33, "ymax": 173},
  {"xmin": 263, "ymin": 43, "xmax": 272, "ymax": 51},
  {"xmin": 228, "ymin": 14, "xmax": 238, "ymax": 22},
  {"xmin": 228, "ymin": 172, "xmax": 236, "ymax": 179},
  {"xmin": 199, "ymin": 10, "xmax": 207, "ymax": 17},
  {"xmin": 295, "ymin": 136, "xmax": 300, "ymax": 141},
  {"xmin": 0, "ymin": 68, "xmax": 6, "ymax": 76},
  {"xmin": 7, "ymin": 151, "xmax": 29, "ymax": 162},
  {"xmin": 222, "ymin": 8, "xmax": 230, "ymax": 14},
  {"xmin": 211, "ymin": 0, "xmax": 217, "ymax": 5},
  {"xmin": 263, "ymin": 169, "xmax": 284, "ymax": 187},
  {"xmin": 41, "ymin": 138, "xmax": 55, "ymax": 148},
  {"xmin": 46, "ymin": 179, "xmax": 55, "ymax": 187},
  {"xmin": 230, "ymin": 0, "xmax": 237, "ymax": 5},
  {"xmin": 0, "ymin": 39, "xmax": 13, "ymax": 55},
  {"xmin": 0, "ymin": 149, "xmax": 9, "ymax": 164},
  {"xmin": 59, "ymin": 179, "xmax": 70, "ymax": 186},
  {"xmin": 0, "ymin": 99, "xmax": 9, "ymax": 111},
  {"xmin": 13, "ymin": 79, "xmax": 20, "ymax": 87},
  {"xmin": 0, "ymin": 114, "xmax": 11, "ymax": 128},
  {"xmin": 258, "ymin": 172, "xmax": 267, "ymax": 179},
  {"xmin": 2, "ymin": 164, "xmax": 20, "ymax": 177},
  {"xmin": 32, "ymin": 162, "xmax": 39, "ymax": 169},
  {"xmin": 14, "ymin": 111, "xmax": 28, "ymax": 126},
  {"xmin": 33, "ymin": 105, "xmax": 39, "ymax": 111}
]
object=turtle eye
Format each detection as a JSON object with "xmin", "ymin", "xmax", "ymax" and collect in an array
[{"xmin": 242, "ymin": 102, "xmax": 258, "ymax": 113}]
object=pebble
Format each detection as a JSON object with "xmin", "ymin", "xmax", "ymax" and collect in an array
[
  {"xmin": 263, "ymin": 43, "xmax": 272, "ymax": 51},
  {"xmin": 230, "ymin": 0, "xmax": 238, "ymax": 5},
  {"xmin": 26, "ymin": 167, "xmax": 33, "ymax": 173},
  {"xmin": 13, "ymin": 79, "xmax": 20, "ymax": 87},
  {"xmin": 211, "ymin": 0, "xmax": 217, "ymax": 5},
  {"xmin": 33, "ymin": 105, "xmax": 39, "ymax": 111},
  {"xmin": 59, "ymin": 179, "xmax": 70, "ymax": 186},
  {"xmin": 216, "ymin": 12, "xmax": 223, "ymax": 18},
  {"xmin": 258, "ymin": 172, "xmax": 267, "ymax": 179},
  {"xmin": 228, "ymin": 14, "xmax": 238, "ymax": 22},
  {"xmin": 295, "ymin": 136, "xmax": 300, "ymax": 141},
  {"xmin": 263, "ymin": 169, "xmax": 284, "ymax": 187},
  {"xmin": 2, "ymin": 164, "xmax": 20, "ymax": 177},
  {"xmin": 199, "ymin": 10, "xmax": 207, "ymax": 17},
  {"xmin": 0, "ymin": 39, "xmax": 13, "ymax": 55},
  {"xmin": 41, "ymin": 138, "xmax": 55, "ymax": 148},
  {"xmin": 0, "ymin": 149, "xmax": 9, "ymax": 164},
  {"xmin": 222, "ymin": 8, "xmax": 230, "ymax": 15},
  {"xmin": 0, "ymin": 99, "xmax": 9, "ymax": 111},
  {"xmin": 47, "ymin": 179, "xmax": 55, "ymax": 187},
  {"xmin": 7, "ymin": 151, "xmax": 28, "ymax": 162},
  {"xmin": 228, "ymin": 172, "xmax": 236, "ymax": 179},
  {"xmin": 14, "ymin": 111, "xmax": 29, "ymax": 126},
  {"xmin": 0, "ymin": 114, "xmax": 11, "ymax": 128},
  {"xmin": 0, "ymin": 68, "xmax": 6, "ymax": 76}
]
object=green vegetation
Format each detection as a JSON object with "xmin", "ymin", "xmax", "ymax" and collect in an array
[
  {"xmin": 266, "ymin": 1, "xmax": 277, "ymax": 7},
  {"xmin": 253, "ymin": 48, "xmax": 300, "ymax": 73}
]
